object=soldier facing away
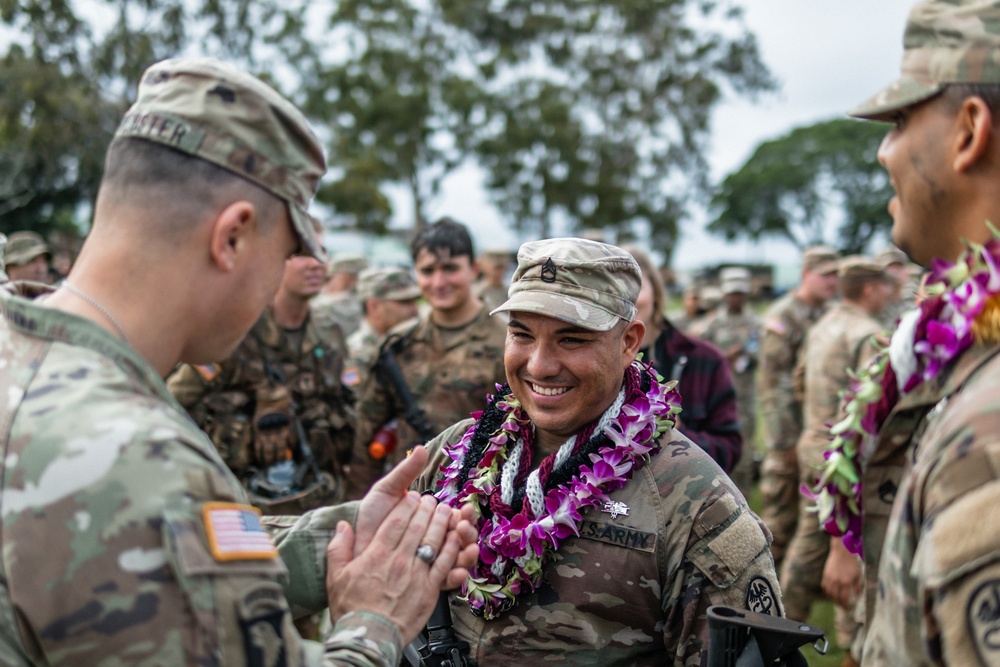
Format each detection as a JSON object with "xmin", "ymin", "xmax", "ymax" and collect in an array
[
  {"xmin": 780, "ymin": 257, "xmax": 895, "ymax": 652},
  {"xmin": 756, "ymin": 245, "xmax": 839, "ymax": 571},
  {"xmin": 345, "ymin": 217, "xmax": 507, "ymax": 499},
  {"xmin": 0, "ymin": 57, "xmax": 477, "ymax": 666}
]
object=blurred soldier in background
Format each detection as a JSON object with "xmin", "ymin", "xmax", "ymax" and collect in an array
[
  {"xmin": 781, "ymin": 257, "xmax": 894, "ymax": 651},
  {"xmin": 345, "ymin": 217, "xmax": 507, "ymax": 499},
  {"xmin": 701, "ymin": 266, "xmax": 761, "ymax": 497},
  {"xmin": 475, "ymin": 247, "xmax": 512, "ymax": 312},
  {"xmin": 4, "ymin": 231, "xmax": 51, "ymax": 284},
  {"xmin": 169, "ymin": 253, "xmax": 356, "ymax": 516},
  {"xmin": 312, "ymin": 253, "xmax": 368, "ymax": 336},
  {"xmin": 757, "ymin": 245, "xmax": 840, "ymax": 570},
  {"xmin": 344, "ymin": 266, "xmax": 421, "ymax": 389},
  {"xmin": 627, "ymin": 246, "xmax": 743, "ymax": 473},
  {"xmin": 687, "ymin": 284, "xmax": 722, "ymax": 337},
  {"xmin": 671, "ymin": 284, "xmax": 703, "ymax": 333},
  {"xmin": 876, "ymin": 245, "xmax": 918, "ymax": 328}
]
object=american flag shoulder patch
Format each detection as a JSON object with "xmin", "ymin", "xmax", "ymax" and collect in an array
[
  {"xmin": 202, "ymin": 502, "xmax": 278, "ymax": 562},
  {"xmin": 194, "ymin": 363, "xmax": 221, "ymax": 382}
]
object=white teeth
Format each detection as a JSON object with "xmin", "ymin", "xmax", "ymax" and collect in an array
[{"xmin": 531, "ymin": 383, "xmax": 568, "ymax": 396}]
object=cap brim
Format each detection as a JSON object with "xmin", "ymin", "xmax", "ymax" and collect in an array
[
  {"xmin": 289, "ymin": 206, "xmax": 328, "ymax": 263},
  {"xmin": 848, "ymin": 76, "xmax": 945, "ymax": 121},
  {"xmin": 490, "ymin": 290, "xmax": 621, "ymax": 331},
  {"xmin": 385, "ymin": 286, "xmax": 422, "ymax": 301}
]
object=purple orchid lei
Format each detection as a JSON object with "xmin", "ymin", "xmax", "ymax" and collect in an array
[
  {"xmin": 808, "ymin": 227, "xmax": 1000, "ymax": 556},
  {"xmin": 434, "ymin": 360, "xmax": 681, "ymax": 620}
]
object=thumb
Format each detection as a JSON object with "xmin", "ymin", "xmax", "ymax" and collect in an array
[
  {"xmin": 327, "ymin": 520, "xmax": 356, "ymax": 574},
  {"xmin": 371, "ymin": 445, "xmax": 429, "ymax": 498}
]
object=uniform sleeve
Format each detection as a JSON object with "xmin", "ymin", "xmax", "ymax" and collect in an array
[
  {"xmin": 344, "ymin": 364, "xmax": 396, "ymax": 500},
  {"xmin": 910, "ymin": 441, "xmax": 1000, "ymax": 666},
  {"xmin": 758, "ymin": 317, "xmax": 801, "ymax": 452},
  {"xmin": 663, "ymin": 491, "xmax": 783, "ymax": 665}
]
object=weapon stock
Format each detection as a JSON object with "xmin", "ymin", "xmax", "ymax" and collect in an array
[{"xmin": 707, "ymin": 606, "xmax": 827, "ymax": 667}]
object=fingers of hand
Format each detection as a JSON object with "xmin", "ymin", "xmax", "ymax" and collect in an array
[
  {"xmin": 406, "ymin": 499, "xmax": 450, "ymax": 564},
  {"xmin": 373, "ymin": 444, "xmax": 428, "ymax": 497},
  {"xmin": 371, "ymin": 490, "xmax": 421, "ymax": 551}
]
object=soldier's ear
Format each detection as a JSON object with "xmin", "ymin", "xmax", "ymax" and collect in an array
[
  {"xmin": 209, "ymin": 200, "xmax": 258, "ymax": 272},
  {"xmin": 622, "ymin": 319, "xmax": 645, "ymax": 359}
]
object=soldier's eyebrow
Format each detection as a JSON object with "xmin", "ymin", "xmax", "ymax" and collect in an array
[{"xmin": 508, "ymin": 317, "xmax": 594, "ymax": 336}]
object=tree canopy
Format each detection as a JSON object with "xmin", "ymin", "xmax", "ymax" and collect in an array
[
  {"xmin": 708, "ymin": 117, "xmax": 893, "ymax": 254},
  {"xmin": 1, "ymin": 0, "xmax": 773, "ymax": 259}
]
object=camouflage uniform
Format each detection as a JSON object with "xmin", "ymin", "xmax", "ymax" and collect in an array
[
  {"xmin": 475, "ymin": 282, "xmax": 509, "ymax": 313},
  {"xmin": 312, "ymin": 291, "xmax": 363, "ymax": 338},
  {"xmin": 413, "ymin": 419, "xmax": 783, "ymax": 665},
  {"xmin": 344, "ymin": 306, "xmax": 506, "ymax": 498},
  {"xmin": 780, "ymin": 301, "xmax": 881, "ymax": 623},
  {"xmin": 0, "ymin": 286, "xmax": 400, "ymax": 666},
  {"xmin": 168, "ymin": 307, "xmax": 355, "ymax": 516},
  {"xmin": 700, "ymin": 306, "xmax": 760, "ymax": 497},
  {"xmin": 345, "ymin": 319, "xmax": 382, "ymax": 389},
  {"xmin": 757, "ymin": 291, "xmax": 828, "ymax": 569}
]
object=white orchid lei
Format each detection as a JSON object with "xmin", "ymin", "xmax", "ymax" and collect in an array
[
  {"xmin": 434, "ymin": 360, "xmax": 681, "ymax": 619},
  {"xmin": 808, "ymin": 227, "xmax": 1000, "ymax": 556}
]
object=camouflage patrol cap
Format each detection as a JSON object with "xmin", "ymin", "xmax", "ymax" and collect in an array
[
  {"xmin": 490, "ymin": 238, "xmax": 640, "ymax": 331},
  {"xmin": 851, "ymin": 0, "xmax": 1000, "ymax": 120},
  {"xmin": 327, "ymin": 254, "xmax": 369, "ymax": 278},
  {"xmin": 5, "ymin": 231, "xmax": 50, "ymax": 267},
  {"xmin": 115, "ymin": 57, "xmax": 328, "ymax": 261},
  {"xmin": 719, "ymin": 266, "xmax": 751, "ymax": 294},
  {"xmin": 802, "ymin": 245, "xmax": 840, "ymax": 274},
  {"xmin": 877, "ymin": 245, "xmax": 909, "ymax": 267},
  {"xmin": 839, "ymin": 255, "xmax": 893, "ymax": 284},
  {"xmin": 357, "ymin": 266, "xmax": 421, "ymax": 302}
]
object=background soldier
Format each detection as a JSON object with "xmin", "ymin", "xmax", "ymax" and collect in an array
[
  {"xmin": 475, "ymin": 247, "xmax": 512, "ymax": 312},
  {"xmin": 345, "ymin": 217, "xmax": 507, "ymax": 499},
  {"xmin": 757, "ymin": 245, "xmax": 840, "ymax": 570},
  {"xmin": 701, "ymin": 266, "xmax": 761, "ymax": 497},
  {"xmin": 781, "ymin": 257, "xmax": 893, "ymax": 641},
  {"xmin": 312, "ymin": 253, "xmax": 368, "ymax": 336},
  {"xmin": 344, "ymin": 266, "xmax": 421, "ymax": 389},
  {"xmin": 169, "ymin": 253, "xmax": 356, "ymax": 516},
  {"xmin": 4, "ymin": 231, "xmax": 51, "ymax": 283},
  {"xmin": 876, "ymin": 245, "xmax": 918, "ymax": 327}
]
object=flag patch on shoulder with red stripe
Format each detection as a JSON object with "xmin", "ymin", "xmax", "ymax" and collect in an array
[{"xmin": 203, "ymin": 502, "xmax": 278, "ymax": 562}]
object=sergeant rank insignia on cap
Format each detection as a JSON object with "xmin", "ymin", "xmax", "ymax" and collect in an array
[
  {"xmin": 203, "ymin": 502, "xmax": 279, "ymax": 562},
  {"xmin": 541, "ymin": 257, "xmax": 557, "ymax": 283}
]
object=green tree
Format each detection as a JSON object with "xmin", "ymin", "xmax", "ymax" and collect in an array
[
  {"xmin": 708, "ymin": 118, "xmax": 893, "ymax": 254},
  {"xmin": 0, "ymin": 0, "xmax": 307, "ymax": 237},
  {"xmin": 444, "ymin": 0, "xmax": 774, "ymax": 258}
]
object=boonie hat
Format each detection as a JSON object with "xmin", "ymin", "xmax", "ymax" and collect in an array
[
  {"xmin": 5, "ymin": 231, "xmax": 50, "ymax": 267},
  {"xmin": 851, "ymin": 0, "xmax": 1000, "ymax": 120},
  {"xmin": 802, "ymin": 246, "xmax": 840, "ymax": 275},
  {"xmin": 491, "ymin": 238, "xmax": 640, "ymax": 331},
  {"xmin": 116, "ymin": 57, "xmax": 328, "ymax": 261},
  {"xmin": 720, "ymin": 267, "xmax": 751, "ymax": 295},
  {"xmin": 358, "ymin": 266, "xmax": 421, "ymax": 302}
]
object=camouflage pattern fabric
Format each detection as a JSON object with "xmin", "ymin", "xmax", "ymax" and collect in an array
[
  {"xmin": 780, "ymin": 302, "xmax": 881, "ymax": 623},
  {"xmin": 0, "ymin": 288, "xmax": 401, "ymax": 666},
  {"xmin": 475, "ymin": 282, "xmax": 509, "ymax": 313},
  {"xmin": 345, "ymin": 319, "xmax": 383, "ymax": 390},
  {"xmin": 344, "ymin": 306, "xmax": 506, "ymax": 499},
  {"xmin": 413, "ymin": 419, "xmax": 783, "ymax": 666},
  {"xmin": 168, "ymin": 307, "xmax": 355, "ymax": 515},
  {"xmin": 700, "ymin": 307, "xmax": 761, "ymax": 497},
  {"xmin": 756, "ymin": 292, "xmax": 827, "ymax": 570},
  {"xmin": 863, "ymin": 343, "xmax": 1000, "ymax": 665},
  {"xmin": 312, "ymin": 291, "xmax": 363, "ymax": 338}
]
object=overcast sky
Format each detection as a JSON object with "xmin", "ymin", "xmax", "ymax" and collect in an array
[{"xmin": 423, "ymin": 0, "xmax": 916, "ymax": 271}]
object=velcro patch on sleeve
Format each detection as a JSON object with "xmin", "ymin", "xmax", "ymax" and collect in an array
[
  {"xmin": 194, "ymin": 363, "xmax": 221, "ymax": 382},
  {"xmin": 203, "ymin": 502, "xmax": 279, "ymax": 562}
]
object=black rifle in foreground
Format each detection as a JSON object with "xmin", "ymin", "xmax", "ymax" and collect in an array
[
  {"xmin": 403, "ymin": 593, "xmax": 473, "ymax": 667},
  {"xmin": 707, "ymin": 606, "xmax": 827, "ymax": 667},
  {"xmin": 375, "ymin": 340, "xmax": 438, "ymax": 443}
]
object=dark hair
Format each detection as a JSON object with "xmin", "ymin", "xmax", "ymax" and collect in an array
[
  {"xmin": 944, "ymin": 83, "xmax": 1000, "ymax": 114},
  {"xmin": 410, "ymin": 216, "xmax": 475, "ymax": 262},
  {"xmin": 99, "ymin": 137, "xmax": 282, "ymax": 233}
]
